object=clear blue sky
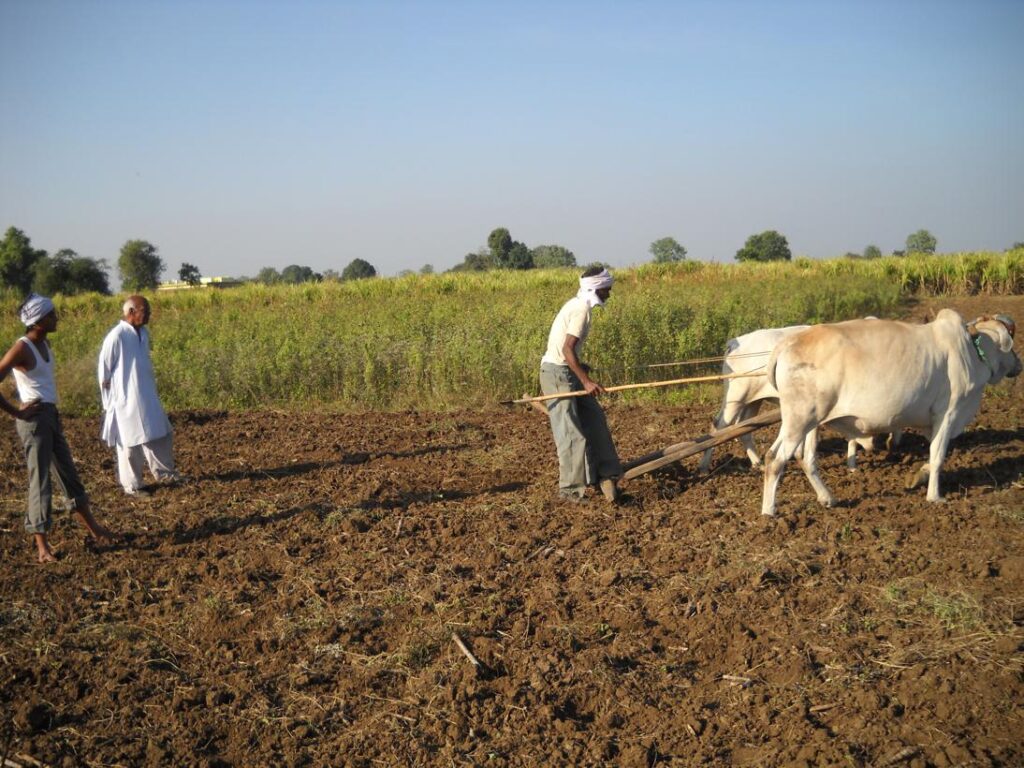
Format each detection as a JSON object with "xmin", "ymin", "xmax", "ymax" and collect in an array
[{"xmin": 2, "ymin": 0, "xmax": 1022, "ymax": 279}]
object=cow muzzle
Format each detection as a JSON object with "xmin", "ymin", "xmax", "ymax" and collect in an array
[{"xmin": 1009, "ymin": 352, "xmax": 1023, "ymax": 378}]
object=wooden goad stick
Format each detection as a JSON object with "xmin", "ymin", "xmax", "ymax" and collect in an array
[{"xmin": 502, "ymin": 371, "xmax": 765, "ymax": 406}]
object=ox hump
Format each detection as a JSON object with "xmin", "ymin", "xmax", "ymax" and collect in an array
[{"xmin": 934, "ymin": 308, "xmax": 966, "ymax": 328}]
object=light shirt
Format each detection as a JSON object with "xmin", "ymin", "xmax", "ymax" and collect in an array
[
  {"xmin": 541, "ymin": 296, "xmax": 591, "ymax": 366},
  {"xmin": 98, "ymin": 320, "xmax": 171, "ymax": 448},
  {"xmin": 11, "ymin": 337, "xmax": 58, "ymax": 405}
]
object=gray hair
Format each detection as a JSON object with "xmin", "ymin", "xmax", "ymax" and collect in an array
[{"xmin": 122, "ymin": 297, "xmax": 148, "ymax": 315}]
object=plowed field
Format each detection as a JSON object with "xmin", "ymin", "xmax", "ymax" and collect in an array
[{"xmin": 2, "ymin": 298, "xmax": 1022, "ymax": 767}]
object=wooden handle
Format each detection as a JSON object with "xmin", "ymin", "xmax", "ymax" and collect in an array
[{"xmin": 503, "ymin": 370, "xmax": 765, "ymax": 405}]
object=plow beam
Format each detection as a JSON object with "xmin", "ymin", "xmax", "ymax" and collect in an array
[{"xmin": 621, "ymin": 409, "xmax": 781, "ymax": 482}]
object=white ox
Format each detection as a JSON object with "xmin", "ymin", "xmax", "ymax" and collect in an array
[
  {"xmin": 698, "ymin": 325, "xmax": 881, "ymax": 475},
  {"xmin": 760, "ymin": 310, "xmax": 1020, "ymax": 516}
]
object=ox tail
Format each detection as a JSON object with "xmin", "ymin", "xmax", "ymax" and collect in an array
[{"xmin": 765, "ymin": 343, "xmax": 782, "ymax": 391}]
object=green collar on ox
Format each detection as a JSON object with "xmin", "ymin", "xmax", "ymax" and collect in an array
[{"xmin": 970, "ymin": 332, "xmax": 993, "ymax": 374}]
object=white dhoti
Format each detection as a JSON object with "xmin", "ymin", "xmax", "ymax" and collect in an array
[{"xmin": 118, "ymin": 432, "xmax": 177, "ymax": 493}]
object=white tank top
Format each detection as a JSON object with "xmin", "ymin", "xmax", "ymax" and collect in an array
[{"xmin": 11, "ymin": 337, "xmax": 58, "ymax": 405}]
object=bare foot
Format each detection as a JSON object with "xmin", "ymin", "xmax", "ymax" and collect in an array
[
  {"xmin": 33, "ymin": 534, "xmax": 58, "ymax": 563},
  {"xmin": 88, "ymin": 526, "xmax": 121, "ymax": 546},
  {"xmin": 74, "ymin": 508, "xmax": 122, "ymax": 546}
]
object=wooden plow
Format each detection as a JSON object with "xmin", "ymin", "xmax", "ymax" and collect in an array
[
  {"xmin": 620, "ymin": 409, "xmax": 781, "ymax": 482},
  {"xmin": 508, "ymin": 366, "xmax": 781, "ymax": 482}
]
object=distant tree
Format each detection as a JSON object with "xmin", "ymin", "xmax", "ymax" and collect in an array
[
  {"xmin": 735, "ymin": 230, "xmax": 791, "ymax": 262},
  {"xmin": 486, "ymin": 227, "xmax": 534, "ymax": 269},
  {"xmin": 31, "ymin": 251, "xmax": 72, "ymax": 295},
  {"xmin": 891, "ymin": 249, "xmax": 906, "ymax": 257},
  {"xmin": 341, "ymin": 258, "xmax": 377, "ymax": 281},
  {"xmin": 905, "ymin": 229, "xmax": 937, "ymax": 254},
  {"xmin": 33, "ymin": 248, "xmax": 110, "ymax": 295},
  {"xmin": 66, "ymin": 255, "xmax": 111, "ymax": 294},
  {"xmin": 843, "ymin": 252, "xmax": 861, "ymax": 260},
  {"xmin": 0, "ymin": 227, "xmax": 47, "ymax": 293},
  {"xmin": 1009, "ymin": 242, "xmax": 1024, "ymax": 251},
  {"xmin": 256, "ymin": 267, "xmax": 281, "ymax": 284},
  {"xmin": 504, "ymin": 242, "xmax": 534, "ymax": 270},
  {"xmin": 178, "ymin": 262, "xmax": 202, "ymax": 286},
  {"xmin": 321, "ymin": 269, "xmax": 342, "ymax": 282},
  {"xmin": 649, "ymin": 236, "xmax": 687, "ymax": 263},
  {"xmin": 487, "ymin": 227, "xmax": 513, "ymax": 266},
  {"xmin": 862, "ymin": 244, "xmax": 882, "ymax": 259},
  {"xmin": 280, "ymin": 264, "xmax": 320, "ymax": 284},
  {"xmin": 118, "ymin": 239, "xmax": 164, "ymax": 291},
  {"xmin": 420, "ymin": 263, "xmax": 435, "ymax": 275},
  {"xmin": 449, "ymin": 249, "xmax": 495, "ymax": 272},
  {"xmin": 531, "ymin": 245, "xmax": 576, "ymax": 268}
]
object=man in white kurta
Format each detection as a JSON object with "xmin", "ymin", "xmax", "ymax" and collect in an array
[{"xmin": 98, "ymin": 295, "xmax": 178, "ymax": 496}]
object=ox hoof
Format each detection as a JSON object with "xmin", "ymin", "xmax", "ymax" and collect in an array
[
  {"xmin": 760, "ymin": 510, "xmax": 777, "ymax": 517},
  {"xmin": 926, "ymin": 495, "xmax": 947, "ymax": 504},
  {"xmin": 905, "ymin": 464, "xmax": 930, "ymax": 490},
  {"xmin": 905, "ymin": 473, "xmax": 928, "ymax": 490},
  {"xmin": 818, "ymin": 496, "xmax": 836, "ymax": 508}
]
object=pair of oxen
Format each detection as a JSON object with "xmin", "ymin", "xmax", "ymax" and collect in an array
[{"xmin": 699, "ymin": 310, "xmax": 1021, "ymax": 516}]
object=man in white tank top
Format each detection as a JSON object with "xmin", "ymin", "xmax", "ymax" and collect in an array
[{"xmin": 0, "ymin": 294, "xmax": 118, "ymax": 563}]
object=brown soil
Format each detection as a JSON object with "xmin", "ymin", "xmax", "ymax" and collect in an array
[{"xmin": 2, "ymin": 299, "xmax": 1022, "ymax": 767}]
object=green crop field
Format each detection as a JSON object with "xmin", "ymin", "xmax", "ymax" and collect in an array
[{"xmin": 1, "ymin": 251, "xmax": 1020, "ymax": 414}]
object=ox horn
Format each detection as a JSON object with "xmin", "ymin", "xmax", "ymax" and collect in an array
[{"xmin": 994, "ymin": 314, "xmax": 1016, "ymax": 339}]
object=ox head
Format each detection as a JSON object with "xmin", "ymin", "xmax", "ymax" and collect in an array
[
  {"xmin": 971, "ymin": 315, "xmax": 1022, "ymax": 381},
  {"xmin": 994, "ymin": 314, "xmax": 1016, "ymax": 339}
]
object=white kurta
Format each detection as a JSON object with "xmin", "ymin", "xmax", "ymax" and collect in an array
[{"xmin": 98, "ymin": 320, "xmax": 171, "ymax": 449}]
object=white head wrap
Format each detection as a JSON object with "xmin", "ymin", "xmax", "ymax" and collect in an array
[
  {"xmin": 576, "ymin": 269, "xmax": 613, "ymax": 308},
  {"xmin": 19, "ymin": 294, "xmax": 55, "ymax": 327}
]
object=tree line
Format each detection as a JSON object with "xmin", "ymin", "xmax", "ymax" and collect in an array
[
  {"xmin": 447, "ymin": 227, "xmax": 983, "ymax": 269},
  {"xmin": 3, "ymin": 224, "xmax": 1021, "ymax": 297},
  {"xmin": 734, "ymin": 228, "xmax": 950, "ymax": 262},
  {"xmin": 0, "ymin": 227, "xmax": 384, "ymax": 295},
  {"xmin": 0, "ymin": 227, "xmax": 111, "ymax": 295},
  {"xmin": 447, "ymin": 228, "xmax": 692, "ymax": 271},
  {"xmin": 252, "ymin": 258, "xmax": 378, "ymax": 284}
]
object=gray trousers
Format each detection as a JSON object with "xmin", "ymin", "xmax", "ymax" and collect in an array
[
  {"xmin": 540, "ymin": 363, "xmax": 622, "ymax": 497},
  {"xmin": 14, "ymin": 404, "xmax": 88, "ymax": 534}
]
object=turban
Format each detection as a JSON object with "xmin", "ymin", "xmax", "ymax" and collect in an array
[
  {"xmin": 577, "ymin": 269, "xmax": 613, "ymax": 308},
  {"xmin": 579, "ymin": 269, "xmax": 613, "ymax": 292},
  {"xmin": 19, "ymin": 294, "xmax": 55, "ymax": 327}
]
